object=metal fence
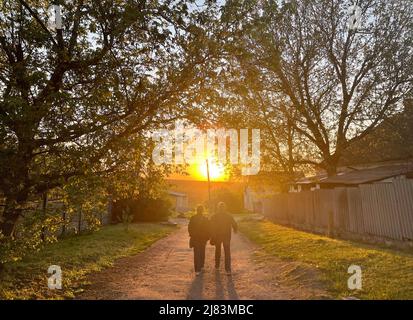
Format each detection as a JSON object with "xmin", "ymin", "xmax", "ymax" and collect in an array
[{"xmin": 262, "ymin": 179, "xmax": 413, "ymax": 241}]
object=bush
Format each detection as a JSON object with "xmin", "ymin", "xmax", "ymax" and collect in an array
[
  {"xmin": 112, "ymin": 197, "xmax": 172, "ymax": 222},
  {"xmin": 210, "ymin": 187, "xmax": 243, "ymax": 214},
  {"xmin": 0, "ymin": 209, "xmax": 61, "ymax": 265}
]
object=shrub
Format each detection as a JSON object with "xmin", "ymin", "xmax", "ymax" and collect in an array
[
  {"xmin": 112, "ymin": 197, "xmax": 172, "ymax": 223},
  {"xmin": 210, "ymin": 187, "xmax": 243, "ymax": 214}
]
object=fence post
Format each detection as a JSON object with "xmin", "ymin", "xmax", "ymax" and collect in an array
[{"xmin": 328, "ymin": 210, "xmax": 334, "ymax": 237}]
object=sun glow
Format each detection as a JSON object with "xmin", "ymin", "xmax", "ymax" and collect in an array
[
  {"xmin": 200, "ymin": 160, "xmax": 225, "ymax": 180},
  {"xmin": 188, "ymin": 159, "xmax": 227, "ymax": 181}
]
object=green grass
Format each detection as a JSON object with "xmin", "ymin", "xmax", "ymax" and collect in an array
[
  {"xmin": 239, "ymin": 219, "xmax": 413, "ymax": 299},
  {"xmin": 0, "ymin": 223, "xmax": 176, "ymax": 300}
]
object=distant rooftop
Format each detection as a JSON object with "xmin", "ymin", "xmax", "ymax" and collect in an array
[
  {"xmin": 168, "ymin": 191, "xmax": 187, "ymax": 197},
  {"xmin": 319, "ymin": 164, "xmax": 412, "ymax": 185},
  {"xmin": 294, "ymin": 163, "xmax": 413, "ymax": 186}
]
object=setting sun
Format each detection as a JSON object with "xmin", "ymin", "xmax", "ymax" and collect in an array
[
  {"xmin": 185, "ymin": 159, "xmax": 227, "ymax": 181},
  {"xmin": 199, "ymin": 160, "xmax": 225, "ymax": 180}
]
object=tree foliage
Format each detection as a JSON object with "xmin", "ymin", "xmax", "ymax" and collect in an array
[
  {"xmin": 0, "ymin": 0, "xmax": 221, "ymax": 237},
  {"xmin": 215, "ymin": 0, "xmax": 413, "ymax": 175}
]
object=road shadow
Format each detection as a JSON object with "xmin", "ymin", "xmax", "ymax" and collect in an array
[
  {"xmin": 226, "ymin": 275, "xmax": 239, "ymax": 299},
  {"xmin": 186, "ymin": 270, "xmax": 240, "ymax": 300},
  {"xmin": 215, "ymin": 270, "xmax": 239, "ymax": 300},
  {"xmin": 187, "ymin": 273, "xmax": 204, "ymax": 299},
  {"xmin": 214, "ymin": 271, "xmax": 225, "ymax": 299}
]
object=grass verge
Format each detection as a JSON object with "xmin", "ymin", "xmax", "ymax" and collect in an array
[
  {"xmin": 0, "ymin": 223, "xmax": 176, "ymax": 299},
  {"xmin": 239, "ymin": 219, "xmax": 413, "ymax": 299}
]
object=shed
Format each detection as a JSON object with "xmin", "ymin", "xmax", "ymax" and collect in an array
[
  {"xmin": 290, "ymin": 162, "xmax": 413, "ymax": 191},
  {"xmin": 168, "ymin": 191, "xmax": 189, "ymax": 213}
]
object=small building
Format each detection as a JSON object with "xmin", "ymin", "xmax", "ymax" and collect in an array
[
  {"xmin": 289, "ymin": 172, "xmax": 327, "ymax": 192},
  {"xmin": 244, "ymin": 185, "xmax": 277, "ymax": 213},
  {"xmin": 168, "ymin": 191, "xmax": 189, "ymax": 213},
  {"xmin": 166, "ymin": 179, "xmax": 245, "ymax": 209},
  {"xmin": 290, "ymin": 161, "xmax": 413, "ymax": 192},
  {"xmin": 244, "ymin": 171, "xmax": 299, "ymax": 212}
]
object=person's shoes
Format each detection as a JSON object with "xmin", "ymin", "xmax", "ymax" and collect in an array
[{"xmin": 195, "ymin": 271, "xmax": 201, "ymax": 276}]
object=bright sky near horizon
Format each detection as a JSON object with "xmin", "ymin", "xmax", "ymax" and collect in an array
[{"xmin": 168, "ymin": 158, "xmax": 228, "ymax": 181}]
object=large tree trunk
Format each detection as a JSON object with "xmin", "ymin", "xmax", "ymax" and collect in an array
[
  {"xmin": 324, "ymin": 156, "xmax": 339, "ymax": 177},
  {"xmin": 326, "ymin": 165, "xmax": 337, "ymax": 176},
  {"xmin": 0, "ymin": 199, "xmax": 22, "ymax": 238},
  {"xmin": 40, "ymin": 192, "xmax": 48, "ymax": 241},
  {"xmin": 0, "ymin": 137, "xmax": 33, "ymax": 238}
]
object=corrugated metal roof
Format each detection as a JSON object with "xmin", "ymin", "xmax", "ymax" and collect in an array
[
  {"xmin": 319, "ymin": 164, "xmax": 412, "ymax": 185},
  {"xmin": 294, "ymin": 173, "xmax": 328, "ymax": 184}
]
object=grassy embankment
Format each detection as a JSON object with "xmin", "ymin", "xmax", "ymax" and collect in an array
[
  {"xmin": 239, "ymin": 219, "xmax": 413, "ymax": 299},
  {"xmin": 0, "ymin": 223, "xmax": 176, "ymax": 299}
]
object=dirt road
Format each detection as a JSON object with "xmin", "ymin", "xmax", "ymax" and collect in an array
[{"xmin": 78, "ymin": 222, "xmax": 329, "ymax": 300}]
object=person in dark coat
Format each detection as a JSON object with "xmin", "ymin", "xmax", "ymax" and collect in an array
[
  {"xmin": 210, "ymin": 202, "xmax": 238, "ymax": 275},
  {"xmin": 188, "ymin": 205, "xmax": 210, "ymax": 275}
]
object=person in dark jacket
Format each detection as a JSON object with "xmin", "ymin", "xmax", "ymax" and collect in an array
[
  {"xmin": 210, "ymin": 202, "xmax": 238, "ymax": 275},
  {"xmin": 188, "ymin": 205, "xmax": 210, "ymax": 275}
]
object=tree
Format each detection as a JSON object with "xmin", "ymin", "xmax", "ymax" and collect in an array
[
  {"xmin": 0, "ymin": 0, "xmax": 221, "ymax": 238},
  {"xmin": 340, "ymin": 97, "xmax": 413, "ymax": 164},
  {"xmin": 219, "ymin": 0, "xmax": 413, "ymax": 175}
]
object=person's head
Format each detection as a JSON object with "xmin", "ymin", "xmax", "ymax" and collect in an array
[
  {"xmin": 196, "ymin": 205, "xmax": 204, "ymax": 215},
  {"xmin": 217, "ymin": 202, "xmax": 227, "ymax": 214}
]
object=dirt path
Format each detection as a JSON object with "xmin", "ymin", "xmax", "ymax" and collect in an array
[{"xmin": 78, "ymin": 222, "xmax": 329, "ymax": 300}]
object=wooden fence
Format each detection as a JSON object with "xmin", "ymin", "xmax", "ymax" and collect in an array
[{"xmin": 262, "ymin": 179, "xmax": 413, "ymax": 241}]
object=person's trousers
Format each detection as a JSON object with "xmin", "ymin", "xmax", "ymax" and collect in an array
[
  {"xmin": 215, "ymin": 240, "xmax": 231, "ymax": 272},
  {"xmin": 193, "ymin": 243, "xmax": 206, "ymax": 272}
]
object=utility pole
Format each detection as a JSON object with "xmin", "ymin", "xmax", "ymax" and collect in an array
[{"xmin": 206, "ymin": 158, "xmax": 212, "ymax": 213}]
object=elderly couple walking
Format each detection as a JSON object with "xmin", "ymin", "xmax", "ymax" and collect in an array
[{"xmin": 188, "ymin": 202, "xmax": 238, "ymax": 276}]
